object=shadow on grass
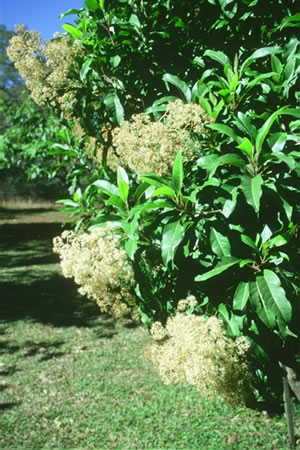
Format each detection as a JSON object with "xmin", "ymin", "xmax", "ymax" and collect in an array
[
  {"xmin": 0, "ymin": 276, "xmax": 107, "ymax": 328},
  {"xmin": 0, "ymin": 401, "xmax": 20, "ymax": 411},
  {"xmin": 0, "ymin": 221, "xmax": 114, "ymax": 331}
]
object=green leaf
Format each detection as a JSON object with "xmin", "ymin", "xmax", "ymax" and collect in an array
[
  {"xmin": 62, "ymin": 23, "xmax": 82, "ymax": 39},
  {"xmin": 235, "ymin": 112, "xmax": 257, "ymax": 141},
  {"xmin": 240, "ymin": 46, "xmax": 281, "ymax": 75},
  {"xmin": 129, "ymin": 14, "xmax": 141, "ymax": 31},
  {"xmin": 236, "ymin": 137, "xmax": 254, "ymax": 159},
  {"xmin": 271, "ymin": 152, "xmax": 295, "ymax": 171},
  {"xmin": 140, "ymin": 174, "xmax": 172, "ymax": 189},
  {"xmin": 218, "ymin": 304, "xmax": 242, "ymax": 337},
  {"xmin": 267, "ymin": 132, "xmax": 287, "ymax": 153},
  {"xmin": 279, "ymin": 13, "xmax": 300, "ymax": 30},
  {"xmin": 85, "ymin": 0, "xmax": 100, "ymax": 11},
  {"xmin": 197, "ymin": 153, "xmax": 245, "ymax": 178},
  {"xmin": 162, "ymin": 74, "xmax": 192, "ymax": 103},
  {"xmin": 152, "ymin": 187, "xmax": 176, "ymax": 199},
  {"xmin": 161, "ymin": 220, "xmax": 184, "ymax": 266},
  {"xmin": 233, "ymin": 282, "xmax": 250, "ymax": 312},
  {"xmin": 93, "ymin": 180, "xmax": 119, "ymax": 197},
  {"xmin": 133, "ymin": 182, "xmax": 150, "ymax": 203},
  {"xmin": 80, "ymin": 58, "xmax": 93, "ymax": 81},
  {"xmin": 172, "ymin": 151, "xmax": 183, "ymax": 194},
  {"xmin": 240, "ymin": 174, "xmax": 263, "ymax": 213},
  {"xmin": 255, "ymin": 106, "xmax": 288, "ymax": 154},
  {"xmin": 204, "ymin": 50, "xmax": 230, "ymax": 67},
  {"xmin": 229, "ymin": 71, "xmax": 239, "ymax": 92},
  {"xmin": 122, "ymin": 215, "xmax": 139, "ymax": 240},
  {"xmin": 112, "ymin": 55, "xmax": 121, "ymax": 68},
  {"xmin": 206, "ymin": 123, "xmax": 242, "ymax": 144},
  {"xmin": 241, "ymin": 234, "xmax": 258, "ymax": 252},
  {"xmin": 210, "ymin": 228, "xmax": 231, "ymax": 257},
  {"xmin": 125, "ymin": 239, "xmax": 138, "ymax": 260},
  {"xmin": 117, "ymin": 167, "xmax": 129, "ymax": 202},
  {"xmin": 104, "ymin": 93, "xmax": 124, "ymax": 125},
  {"xmin": 250, "ymin": 270, "xmax": 292, "ymax": 329},
  {"xmin": 58, "ymin": 9, "xmax": 81, "ymax": 20},
  {"xmin": 249, "ymin": 279, "xmax": 276, "ymax": 329},
  {"xmin": 106, "ymin": 194, "xmax": 126, "ymax": 210},
  {"xmin": 246, "ymin": 72, "xmax": 277, "ymax": 91},
  {"xmin": 195, "ymin": 257, "xmax": 241, "ymax": 281},
  {"xmin": 271, "ymin": 54, "xmax": 283, "ymax": 75}
]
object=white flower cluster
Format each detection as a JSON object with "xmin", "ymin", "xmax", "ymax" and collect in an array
[
  {"xmin": 7, "ymin": 25, "xmax": 81, "ymax": 114},
  {"xmin": 112, "ymin": 100, "xmax": 211, "ymax": 175},
  {"xmin": 145, "ymin": 298, "xmax": 254, "ymax": 405},
  {"xmin": 53, "ymin": 225, "xmax": 138, "ymax": 320}
]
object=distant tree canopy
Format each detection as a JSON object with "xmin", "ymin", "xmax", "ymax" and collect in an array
[
  {"xmin": 0, "ymin": 25, "xmax": 27, "ymax": 133},
  {"xmin": 0, "ymin": 25, "xmax": 25, "ymax": 100}
]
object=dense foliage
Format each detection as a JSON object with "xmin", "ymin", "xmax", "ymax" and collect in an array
[{"xmin": 5, "ymin": 0, "xmax": 300, "ymax": 405}]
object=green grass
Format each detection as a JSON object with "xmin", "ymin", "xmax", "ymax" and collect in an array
[{"xmin": 0, "ymin": 213, "xmax": 299, "ymax": 449}]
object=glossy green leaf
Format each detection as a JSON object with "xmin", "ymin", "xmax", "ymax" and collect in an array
[
  {"xmin": 271, "ymin": 54, "xmax": 283, "ymax": 75},
  {"xmin": 206, "ymin": 123, "xmax": 242, "ymax": 144},
  {"xmin": 58, "ymin": 9, "xmax": 81, "ymax": 20},
  {"xmin": 235, "ymin": 112, "xmax": 257, "ymax": 141},
  {"xmin": 129, "ymin": 14, "xmax": 141, "ymax": 31},
  {"xmin": 267, "ymin": 132, "xmax": 287, "ymax": 153},
  {"xmin": 241, "ymin": 234, "xmax": 258, "ymax": 252},
  {"xmin": 218, "ymin": 304, "xmax": 242, "ymax": 337},
  {"xmin": 133, "ymin": 182, "xmax": 150, "ymax": 203},
  {"xmin": 62, "ymin": 23, "xmax": 82, "ymax": 39},
  {"xmin": 233, "ymin": 282, "xmax": 250, "ymax": 312},
  {"xmin": 125, "ymin": 238, "xmax": 138, "ymax": 260},
  {"xmin": 249, "ymin": 279, "xmax": 276, "ymax": 329},
  {"xmin": 140, "ymin": 174, "xmax": 172, "ymax": 189},
  {"xmin": 106, "ymin": 194, "xmax": 126, "ymax": 210},
  {"xmin": 161, "ymin": 220, "xmax": 184, "ymax": 266},
  {"xmin": 200, "ymin": 153, "xmax": 245, "ymax": 178},
  {"xmin": 85, "ymin": 0, "xmax": 100, "ymax": 11},
  {"xmin": 279, "ymin": 13, "xmax": 300, "ymax": 30},
  {"xmin": 172, "ymin": 151, "xmax": 183, "ymax": 194},
  {"xmin": 152, "ymin": 187, "xmax": 176, "ymax": 199},
  {"xmin": 195, "ymin": 257, "xmax": 241, "ymax": 281},
  {"xmin": 253, "ymin": 270, "xmax": 292, "ymax": 326},
  {"xmin": 210, "ymin": 228, "xmax": 231, "ymax": 256},
  {"xmin": 93, "ymin": 180, "xmax": 119, "ymax": 197},
  {"xmin": 236, "ymin": 137, "xmax": 254, "ymax": 159},
  {"xmin": 246, "ymin": 72, "xmax": 277, "ymax": 90},
  {"xmin": 80, "ymin": 58, "xmax": 93, "ymax": 81},
  {"xmin": 162, "ymin": 74, "xmax": 192, "ymax": 103},
  {"xmin": 111, "ymin": 55, "xmax": 121, "ymax": 68},
  {"xmin": 240, "ymin": 46, "xmax": 281, "ymax": 75},
  {"xmin": 255, "ymin": 106, "xmax": 288, "ymax": 154},
  {"xmin": 204, "ymin": 50, "xmax": 230, "ymax": 67},
  {"xmin": 117, "ymin": 166, "xmax": 129, "ymax": 202},
  {"xmin": 240, "ymin": 174, "xmax": 263, "ymax": 213},
  {"xmin": 271, "ymin": 152, "xmax": 295, "ymax": 171},
  {"xmin": 104, "ymin": 93, "xmax": 124, "ymax": 125}
]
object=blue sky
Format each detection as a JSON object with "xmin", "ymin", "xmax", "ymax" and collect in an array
[{"xmin": 1, "ymin": 0, "xmax": 84, "ymax": 40}]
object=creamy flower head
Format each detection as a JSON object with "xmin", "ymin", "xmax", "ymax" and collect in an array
[
  {"xmin": 146, "ymin": 300, "xmax": 254, "ymax": 405},
  {"xmin": 7, "ymin": 25, "xmax": 81, "ymax": 114},
  {"xmin": 112, "ymin": 100, "xmax": 212, "ymax": 175},
  {"xmin": 53, "ymin": 225, "xmax": 138, "ymax": 320}
]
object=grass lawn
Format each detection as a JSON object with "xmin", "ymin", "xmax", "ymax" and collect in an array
[{"xmin": 0, "ymin": 207, "xmax": 299, "ymax": 449}]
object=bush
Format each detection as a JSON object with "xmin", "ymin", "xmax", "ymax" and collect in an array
[{"xmin": 6, "ymin": 0, "xmax": 299, "ymax": 405}]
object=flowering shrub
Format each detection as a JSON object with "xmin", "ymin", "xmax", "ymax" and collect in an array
[
  {"xmin": 145, "ymin": 297, "xmax": 255, "ymax": 405},
  {"xmin": 53, "ymin": 225, "xmax": 137, "ymax": 320},
  {"xmin": 6, "ymin": 0, "xmax": 299, "ymax": 407}
]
